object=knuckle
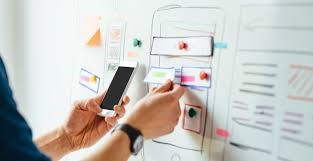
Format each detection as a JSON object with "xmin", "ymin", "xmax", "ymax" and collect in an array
[{"xmin": 73, "ymin": 100, "xmax": 80, "ymax": 107}]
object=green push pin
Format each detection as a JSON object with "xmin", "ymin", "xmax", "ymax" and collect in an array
[
  {"xmin": 188, "ymin": 108, "xmax": 197, "ymax": 118},
  {"xmin": 133, "ymin": 38, "xmax": 142, "ymax": 47}
]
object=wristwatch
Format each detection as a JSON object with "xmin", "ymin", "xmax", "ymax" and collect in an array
[{"xmin": 111, "ymin": 123, "xmax": 144, "ymax": 155}]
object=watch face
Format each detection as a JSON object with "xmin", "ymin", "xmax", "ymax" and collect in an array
[{"xmin": 133, "ymin": 135, "xmax": 144, "ymax": 154}]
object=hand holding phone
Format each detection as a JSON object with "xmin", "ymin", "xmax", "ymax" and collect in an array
[{"xmin": 99, "ymin": 61, "xmax": 138, "ymax": 117}]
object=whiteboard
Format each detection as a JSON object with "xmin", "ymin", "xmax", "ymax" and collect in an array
[{"xmin": 70, "ymin": 1, "xmax": 313, "ymax": 161}]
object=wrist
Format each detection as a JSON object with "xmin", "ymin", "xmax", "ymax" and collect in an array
[
  {"xmin": 35, "ymin": 127, "xmax": 75, "ymax": 160},
  {"xmin": 112, "ymin": 123, "xmax": 144, "ymax": 155},
  {"xmin": 57, "ymin": 126, "xmax": 76, "ymax": 152},
  {"xmin": 124, "ymin": 119, "xmax": 144, "ymax": 138},
  {"xmin": 112, "ymin": 130, "xmax": 131, "ymax": 151}
]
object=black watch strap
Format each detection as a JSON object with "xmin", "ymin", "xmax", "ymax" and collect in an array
[{"xmin": 112, "ymin": 123, "xmax": 143, "ymax": 154}]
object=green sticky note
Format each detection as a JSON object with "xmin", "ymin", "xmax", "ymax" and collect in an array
[{"xmin": 152, "ymin": 71, "xmax": 167, "ymax": 78}]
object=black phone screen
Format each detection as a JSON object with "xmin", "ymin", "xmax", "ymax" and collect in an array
[{"xmin": 100, "ymin": 67, "xmax": 134, "ymax": 110}]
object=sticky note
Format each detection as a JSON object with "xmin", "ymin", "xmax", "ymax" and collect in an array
[
  {"xmin": 127, "ymin": 51, "xmax": 138, "ymax": 58},
  {"xmin": 87, "ymin": 29, "xmax": 101, "ymax": 47},
  {"xmin": 214, "ymin": 42, "xmax": 228, "ymax": 49},
  {"xmin": 181, "ymin": 67, "xmax": 211, "ymax": 88},
  {"xmin": 182, "ymin": 104, "xmax": 202, "ymax": 134},
  {"xmin": 83, "ymin": 16, "xmax": 101, "ymax": 47},
  {"xmin": 181, "ymin": 75, "xmax": 195, "ymax": 82},
  {"xmin": 80, "ymin": 75, "xmax": 90, "ymax": 82},
  {"xmin": 79, "ymin": 68, "xmax": 100, "ymax": 93},
  {"xmin": 216, "ymin": 128, "xmax": 230, "ymax": 138},
  {"xmin": 144, "ymin": 67, "xmax": 175, "ymax": 84},
  {"xmin": 152, "ymin": 71, "xmax": 167, "ymax": 78}
]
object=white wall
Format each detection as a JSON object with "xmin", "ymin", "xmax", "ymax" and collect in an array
[
  {"xmin": 0, "ymin": 0, "xmax": 16, "ymax": 89},
  {"xmin": 15, "ymin": 0, "xmax": 78, "ymax": 136}
]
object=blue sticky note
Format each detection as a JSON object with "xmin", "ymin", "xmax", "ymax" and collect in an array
[{"xmin": 214, "ymin": 42, "xmax": 228, "ymax": 49}]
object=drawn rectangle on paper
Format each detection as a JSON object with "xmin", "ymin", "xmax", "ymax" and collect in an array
[
  {"xmin": 182, "ymin": 104, "xmax": 202, "ymax": 134},
  {"xmin": 238, "ymin": 5, "xmax": 313, "ymax": 53},
  {"xmin": 107, "ymin": 44, "xmax": 121, "ymax": 59},
  {"xmin": 107, "ymin": 22, "xmax": 126, "ymax": 60},
  {"xmin": 151, "ymin": 37, "xmax": 214, "ymax": 56},
  {"xmin": 160, "ymin": 21, "xmax": 216, "ymax": 37},
  {"xmin": 79, "ymin": 68, "xmax": 100, "ymax": 93},
  {"xmin": 181, "ymin": 67, "xmax": 211, "ymax": 88},
  {"xmin": 230, "ymin": 119, "xmax": 273, "ymax": 154},
  {"xmin": 144, "ymin": 67, "xmax": 175, "ymax": 84},
  {"xmin": 278, "ymin": 136, "xmax": 313, "ymax": 161},
  {"xmin": 288, "ymin": 64, "xmax": 313, "ymax": 103}
]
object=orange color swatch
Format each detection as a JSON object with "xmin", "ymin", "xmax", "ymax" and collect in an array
[
  {"xmin": 83, "ymin": 16, "xmax": 101, "ymax": 47},
  {"xmin": 87, "ymin": 29, "xmax": 101, "ymax": 47}
]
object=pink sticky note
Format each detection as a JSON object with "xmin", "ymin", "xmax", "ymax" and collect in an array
[
  {"xmin": 216, "ymin": 128, "xmax": 230, "ymax": 138},
  {"xmin": 80, "ymin": 75, "xmax": 90, "ymax": 82},
  {"xmin": 181, "ymin": 75, "xmax": 195, "ymax": 82}
]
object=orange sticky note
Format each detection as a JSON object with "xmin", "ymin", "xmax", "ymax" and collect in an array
[
  {"xmin": 127, "ymin": 51, "xmax": 138, "ymax": 58},
  {"xmin": 83, "ymin": 16, "xmax": 101, "ymax": 47},
  {"xmin": 87, "ymin": 29, "xmax": 101, "ymax": 47}
]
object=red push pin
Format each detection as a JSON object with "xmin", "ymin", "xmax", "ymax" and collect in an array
[
  {"xmin": 200, "ymin": 71, "xmax": 209, "ymax": 80},
  {"xmin": 178, "ymin": 41, "xmax": 187, "ymax": 50}
]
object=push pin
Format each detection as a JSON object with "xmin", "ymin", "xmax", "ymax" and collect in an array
[
  {"xmin": 90, "ymin": 75, "xmax": 97, "ymax": 83},
  {"xmin": 199, "ymin": 71, "xmax": 209, "ymax": 80},
  {"xmin": 188, "ymin": 108, "xmax": 197, "ymax": 118},
  {"xmin": 178, "ymin": 41, "xmax": 187, "ymax": 50},
  {"xmin": 133, "ymin": 38, "xmax": 142, "ymax": 47}
]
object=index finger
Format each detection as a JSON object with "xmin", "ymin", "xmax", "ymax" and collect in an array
[
  {"xmin": 154, "ymin": 79, "xmax": 172, "ymax": 93},
  {"xmin": 168, "ymin": 84, "xmax": 185, "ymax": 99}
]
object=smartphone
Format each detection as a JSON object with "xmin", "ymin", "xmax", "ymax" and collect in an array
[{"xmin": 99, "ymin": 61, "xmax": 138, "ymax": 117}]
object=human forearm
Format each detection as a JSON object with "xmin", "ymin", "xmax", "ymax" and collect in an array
[
  {"xmin": 84, "ymin": 130, "xmax": 131, "ymax": 161},
  {"xmin": 35, "ymin": 127, "xmax": 74, "ymax": 161}
]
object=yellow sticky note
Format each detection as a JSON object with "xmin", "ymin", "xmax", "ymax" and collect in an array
[{"xmin": 83, "ymin": 16, "xmax": 101, "ymax": 47}]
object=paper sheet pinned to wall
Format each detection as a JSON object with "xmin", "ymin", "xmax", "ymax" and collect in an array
[
  {"xmin": 79, "ymin": 68, "xmax": 100, "ymax": 93},
  {"xmin": 105, "ymin": 21, "xmax": 126, "ymax": 72},
  {"xmin": 181, "ymin": 67, "xmax": 211, "ymax": 88},
  {"xmin": 83, "ymin": 16, "xmax": 102, "ymax": 47},
  {"xmin": 183, "ymin": 104, "xmax": 202, "ymax": 134}
]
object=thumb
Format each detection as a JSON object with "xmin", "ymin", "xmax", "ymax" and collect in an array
[
  {"xmin": 155, "ymin": 80, "xmax": 173, "ymax": 93},
  {"xmin": 93, "ymin": 90, "xmax": 107, "ymax": 104}
]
